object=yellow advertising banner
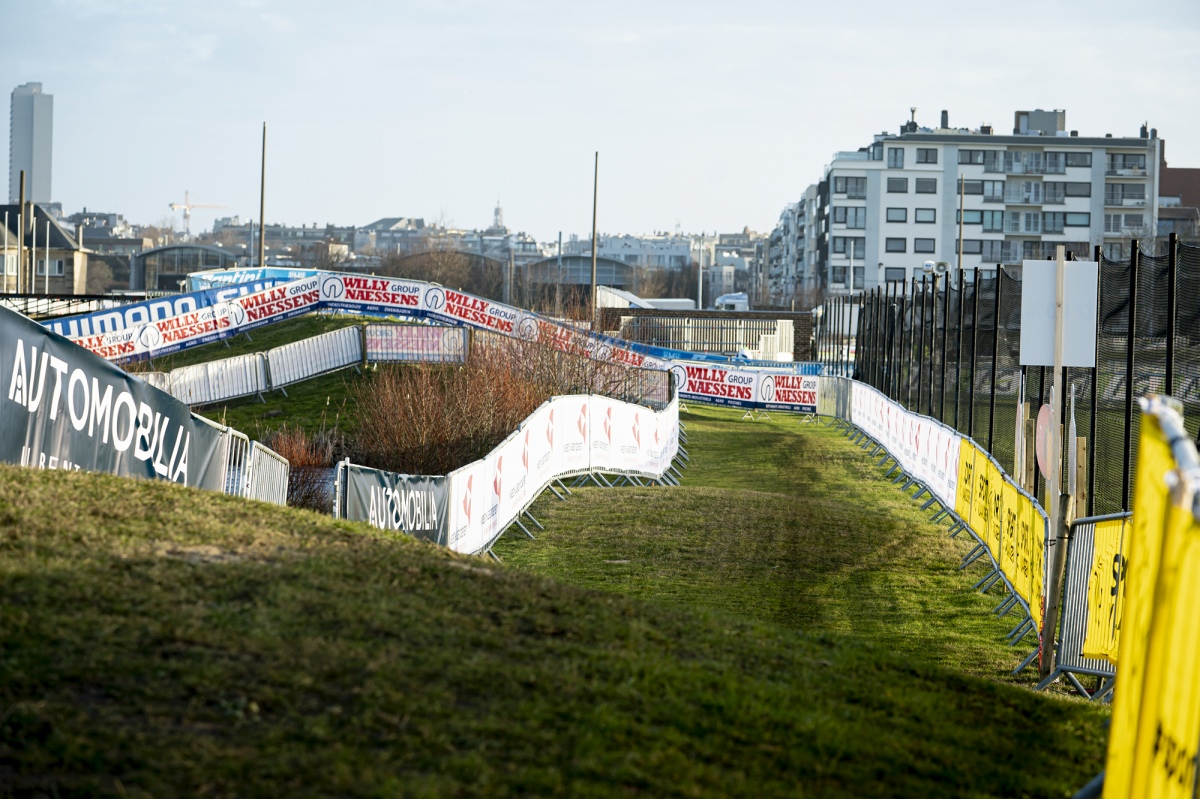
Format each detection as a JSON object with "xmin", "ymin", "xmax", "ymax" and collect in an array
[
  {"xmin": 956, "ymin": 439, "xmax": 977, "ymax": 529},
  {"xmin": 1102, "ymin": 409, "xmax": 1178, "ymax": 799},
  {"xmin": 1081, "ymin": 517, "xmax": 1130, "ymax": 666},
  {"xmin": 1028, "ymin": 496, "xmax": 1046, "ymax": 633},
  {"xmin": 1126, "ymin": 487, "xmax": 1200, "ymax": 798},
  {"xmin": 987, "ymin": 459, "xmax": 1005, "ymax": 570},
  {"xmin": 1002, "ymin": 480, "xmax": 1027, "ymax": 605},
  {"xmin": 970, "ymin": 447, "xmax": 992, "ymax": 544}
]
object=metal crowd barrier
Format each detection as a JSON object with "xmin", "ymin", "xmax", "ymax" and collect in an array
[
  {"xmin": 1035, "ymin": 512, "xmax": 1129, "ymax": 699},
  {"xmin": 167, "ymin": 353, "xmax": 268, "ymax": 405},
  {"xmin": 246, "ymin": 442, "xmax": 290, "ymax": 506},
  {"xmin": 364, "ymin": 323, "xmax": 467, "ymax": 363},
  {"xmin": 266, "ymin": 326, "xmax": 362, "ymax": 389}
]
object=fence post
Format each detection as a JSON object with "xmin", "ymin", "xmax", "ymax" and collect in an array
[
  {"xmin": 1166, "ymin": 231, "xmax": 1177, "ymax": 397},
  {"xmin": 968, "ymin": 268, "xmax": 980, "ymax": 438},
  {"xmin": 1089, "ymin": 245, "xmax": 1101, "ymax": 516},
  {"xmin": 988, "ymin": 268, "xmax": 1002, "ymax": 454},
  {"xmin": 940, "ymin": 272, "xmax": 950, "ymax": 422},
  {"xmin": 916, "ymin": 275, "xmax": 927, "ymax": 412},
  {"xmin": 905, "ymin": 277, "xmax": 916, "ymax": 409},
  {"xmin": 895, "ymin": 279, "xmax": 907, "ymax": 400},
  {"xmin": 954, "ymin": 269, "xmax": 965, "ymax": 430},
  {"xmin": 853, "ymin": 292, "xmax": 865, "ymax": 381},
  {"xmin": 927, "ymin": 274, "xmax": 938, "ymax": 417},
  {"xmin": 1122, "ymin": 242, "xmax": 1139, "ymax": 512}
]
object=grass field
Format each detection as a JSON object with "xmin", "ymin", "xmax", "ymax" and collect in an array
[
  {"xmin": 496, "ymin": 406, "xmax": 1066, "ymax": 686},
  {"xmin": 0, "ymin": 407, "xmax": 1110, "ymax": 796},
  {"xmin": 140, "ymin": 314, "xmax": 373, "ymax": 437}
]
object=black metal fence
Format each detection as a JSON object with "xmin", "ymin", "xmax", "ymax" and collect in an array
[{"xmin": 815, "ymin": 234, "xmax": 1200, "ymax": 518}]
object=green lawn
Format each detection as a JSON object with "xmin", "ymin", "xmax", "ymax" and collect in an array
[
  {"xmin": 0, "ymin": 458, "xmax": 1106, "ymax": 797},
  {"xmin": 496, "ymin": 406, "xmax": 1068, "ymax": 687}
]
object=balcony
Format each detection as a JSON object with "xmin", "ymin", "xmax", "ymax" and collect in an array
[
  {"xmin": 1105, "ymin": 167, "xmax": 1147, "ymax": 177},
  {"xmin": 1104, "ymin": 197, "xmax": 1147, "ymax": 208}
]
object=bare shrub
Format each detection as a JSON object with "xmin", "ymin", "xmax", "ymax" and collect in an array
[
  {"xmin": 262, "ymin": 424, "xmax": 342, "ymax": 512},
  {"xmin": 351, "ymin": 328, "xmax": 671, "ymax": 476}
]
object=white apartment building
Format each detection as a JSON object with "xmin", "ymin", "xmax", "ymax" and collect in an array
[
  {"xmin": 789, "ymin": 109, "xmax": 1161, "ymax": 295},
  {"xmin": 563, "ymin": 233, "xmax": 692, "ymax": 269}
]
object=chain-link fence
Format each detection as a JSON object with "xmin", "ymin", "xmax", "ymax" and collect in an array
[{"xmin": 816, "ymin": 235, "xmax": 1200, "ymax": 517}]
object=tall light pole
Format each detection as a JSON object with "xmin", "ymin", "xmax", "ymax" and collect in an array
[
  {"xmin": 590, "ymin": 151, "xmax": 598, "ymax": 325},
  {"xmin": 258, "ymin": 123, "xmax": 267, "ymax": 270}
]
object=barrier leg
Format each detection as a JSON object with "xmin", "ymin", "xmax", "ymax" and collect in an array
[
  {"xmin": 548, "ymin": 484, "xmax": 567, "ymax": 501},
  {"xmin": 919, "ymin": 496, "xmax": 940, "ymax": 512},
  {"xmin": 1011, "ymin": 646, "xmax": 1039, "ymax": 674},
  {"xmin": 1069, "ymin": 772, "xmax": 1105, "ymax": 799},
  {"xmin": 740, "ymin": 409, "xmax": 755, "ymax": 421},
  {"xmin": 556, "ymin": 479, "xmax": 573, "ymax": 495},
  {"xmin": 1094, "ymin": 678, "xmax": 1115, "ymax": 703},
  {"xmin": 1034, "ymin": 668, "xmax": 1064, "ymax": 692},
  {"xmin": 996, "ymin": 596, "xmax": 1020, "ymax": 617},
  {"xmin": 877, "ymin": 453, "xmax": 891, "ymax": 467},
  {"xmin": 514, "ymin": 520, "xmax": 536, "ymax": 540},
  {"xmin": 910, "ymin": 486, "xmax": 928, "ymax": 500},
  {"xmin": 931, "ymin": 509, "xmax": 951, "ymax": 523},
  {"xmin": 1007, "ymin": 618, "xmax": 1032, "ymax": 642},
  {"xmin": 1065, "ymin": 672, "xmax": 1093, "ymax": 698},
  {"xmin": 977, "ymin": 571, "xmax": 1004, "ymax": 594},
  {"xmin": 948, "ymin": 520, "xmax": 966, "ymax": 537},
  {"xmin": 523, "ymin": 511, "xmax": 544, "ymax": 530},
  {"xmin": 959, "ymin": 544, "xmax": 986, "ymax": 569},
  {"xmin": 486, "ymin": 549, "xmax": 502, "ymax": 563},
  {"xmin": 891, "ymin": 472, "xmax": 908, "ymax": 484}
]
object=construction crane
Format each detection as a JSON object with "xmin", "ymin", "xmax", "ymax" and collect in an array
[{"xmin": 169, "ymin": 190, "xmax": 225, "ymax": 233}]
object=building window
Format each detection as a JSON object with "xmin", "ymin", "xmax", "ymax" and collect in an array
[
  {"xmin": 833, "ymin": 206, "xmax": 847, "ymax": 224},
  {"xmin": 1065, "ymin": 212, "xmax": 1091, "ymax": 226},
  {"xmin": 1065, "ymin": 181, "xmax": 1092, "ymax": 197},
  {"xmin": 886, "ymin": 207, "xmax": 907, "ymax": 223},
  {"xmin": 885, "ymin": 267, "xmax": 907, "ymax": 282},
  {"xmin": 36, "ymin": 258, "xmax": 65, "ymax": 277},
  {"xmin": 853, "ymin": 266, "xmax": 865, "ymax": 289},
  {"xmin": 1065, "ymin": 152, "xmax": 1092, "ymax": 167},
  {"xmin": 914, "ymin": 238, "xmax": 936, "ymax": 253},
  {"xmin": 982, "ymin": 210, "xmax": 1004, "ymax": 232},
  {"xmin": 1044, "ymin": 152, "xmax": 1066, "ymax": 174},
  {"xmin": 1043, "ymin": 212, "xmax": 1066, "ymax": 234},
  {"xmin": 832, "ymin": 265, "xmax": 847, "ymax": 285},
  {"xmin": 888, "ymin": 147, "xmax": 904, "ymax": 168},
  {"xmin": 4, "ymin": 254, "xmax": 15, "ymax": 276},
  {"xmin": 1107, "ymin": 153, "xmax": 1147, "ymax": 173},
  {"xmin": 1023, "ymin": 212, "xmax": 1042, "ymax": 234},
  {"xmin": 1044, "ymin": 182, "xmax": 1066, "ymax": 204},
  {"xmin": 980, "ymin": 240, "xmax": 1007, "ymax": 262},
  {"xmin": 915, "ymin": 208, "xmax": 936, "ymax": 223},
  {"xmin": 846, "ymin": 207, "xmax": 866, "ymax": 229},
  {"xmin": 1105, "ymin": 183, "xmax": 1146, "ymax": 205},
  {"xmin": 887, "ymin": 177, "xmax": 908, "ymax": 193},
  {"xmin": 958, "ymin": 180, "xmax": 983, "ymax": 195},
  {"xmin": 833, "ymin": 237, "xmax": 865, "ymax": 258},
  {"xmin": 957, "ymin": 209, "xmax": 983, "ymax": 225},
  {"xmin": 982, "ymin": 180, "xmax": 1004, "ymax": 202},
  {"xmin": 916, "ymin": 148, "xmax": 938, "ymax": 164},
  {"xmin": 885, "ymin": 238, "xmax": 906, "ymax": 253},
  {"xmin": 915, "ymin": 178, "xmax": 937, "ymax": 194},
  {"xmin": 833, "ymin": 176, "xmax": 865, "ymax": 196},
  {"xmin": 957, "ymin": 240, "xmax": 983, "ymax": 255},
  {"xmin": 959, "ymin": 149, "xmax": 985, "ymax": 165}
]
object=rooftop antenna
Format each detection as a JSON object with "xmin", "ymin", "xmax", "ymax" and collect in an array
[{"xmin": 910, "ymin": 107, "xmax": 917, "ymax": 125}]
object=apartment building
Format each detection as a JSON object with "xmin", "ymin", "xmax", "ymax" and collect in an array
[{"xmin": 783, "ymin": 109, "xmax": 1161, "ymax": 295}]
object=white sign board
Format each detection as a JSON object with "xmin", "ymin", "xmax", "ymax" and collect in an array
[{"xmin": 1019, "ymin": 260, "xmax": 1098, "ymax": 368}]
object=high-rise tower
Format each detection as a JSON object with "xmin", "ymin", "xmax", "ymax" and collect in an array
[{"xmin": 9, "ymin": 82, "xmax": 53, "ymax": 203}]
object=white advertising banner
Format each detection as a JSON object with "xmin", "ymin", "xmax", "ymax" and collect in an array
[{"xmin": 851, "ymin": 381, "xmax": 960, "ymax": 507}]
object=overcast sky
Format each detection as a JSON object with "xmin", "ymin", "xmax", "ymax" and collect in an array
[{"xmin": 3, "ymin": 0, "xmax": 1198, "ymax": 242}]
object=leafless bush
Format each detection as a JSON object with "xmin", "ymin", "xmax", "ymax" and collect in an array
[{"xmin": 263, "ymin": 424, "xmax": 342, "ymax": 512}]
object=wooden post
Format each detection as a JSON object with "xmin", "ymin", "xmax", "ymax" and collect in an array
[{"xmin": 1040, "ymin": 245, "xmax": 1068, "ymax": 680}]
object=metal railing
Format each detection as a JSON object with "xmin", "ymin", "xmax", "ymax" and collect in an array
[
  {"xmin": 246, "ymin": 442, "xmax": 290, "ymax": 506},
  {"xmin": 266, "ymin": 326, "xmax": 362, "ymax": 389}
]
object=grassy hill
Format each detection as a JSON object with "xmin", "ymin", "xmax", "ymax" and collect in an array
[
  {"xmin": 0, "ymin": 458, "xmax": 1105, "ymax": 797},
  {"xmin": 497, "ymin": 407, "xmax": 1065, "ymax": 684}
]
